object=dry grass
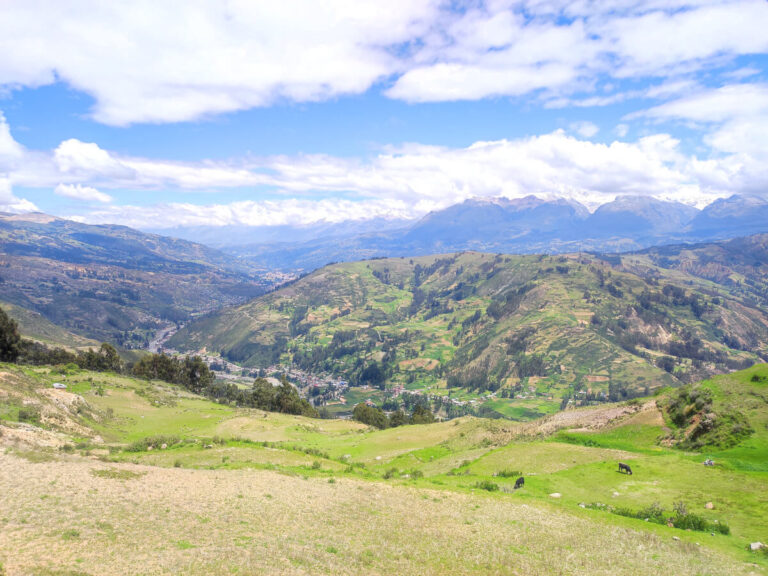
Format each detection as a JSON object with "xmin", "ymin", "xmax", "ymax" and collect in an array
[{"xmin": 0, "ymin": 451, "xmax": 756, "ymax": 576}]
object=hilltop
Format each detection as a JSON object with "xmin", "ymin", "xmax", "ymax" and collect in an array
[
  {"xmin": 170, "ymin": 251, "xmax": 768, "ymax": 419},
  {"xmin": 1, "ymin": 362, "xmax": 767, "ymax": 574}
]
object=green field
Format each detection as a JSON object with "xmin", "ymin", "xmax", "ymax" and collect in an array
[{"xmin": 1, "ymin": 362, "xmax": 767, "ymax": 574}]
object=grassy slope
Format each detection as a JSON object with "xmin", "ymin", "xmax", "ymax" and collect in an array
[
  {"xmin": 1, "ymin": 363, "xmax": 767, "ymax": 574},
  {"xmin": 171, "ymin": 252, "xmax": 768, "ymax": 417},
  {"xmin": 1, "ymin": 299, "xmax": 101, "ymax": 350}
]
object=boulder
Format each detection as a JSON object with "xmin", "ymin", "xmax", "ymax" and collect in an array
[
  {"xmin": 549, "ymin": 493, "xmax": 561, "ymax": 499},
  {"xmin": 750, "ymin": 542, "xmax": 765, "ymax": 552}
]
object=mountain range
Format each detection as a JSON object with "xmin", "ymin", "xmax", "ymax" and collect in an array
[{"xmin": 222, "ymin": 193, "xmax": 768, "ymax": 272}]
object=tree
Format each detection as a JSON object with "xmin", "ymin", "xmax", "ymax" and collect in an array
[
  {"xmin": 352, "ymin": 403, "xmax": 388, "ymax": 429},
  {"xmin": 0, "ymin": 306, "xmax": 21, "ymax": 362},
  {"xmin": 411, "ymin": 404, "xmax": 435, "ymax": 424}
]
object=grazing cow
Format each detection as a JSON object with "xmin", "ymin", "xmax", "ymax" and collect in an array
[
  {"xmin": 514, "ymin": 476, "xmax": 525, "ymax": 489},
  {"xmin": 618, "ymin": 462, "xmax": 633, "ymax": 475}
]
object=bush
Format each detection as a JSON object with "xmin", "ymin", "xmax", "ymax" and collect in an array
[
  {"xmin": 383, "ymin": 467, "xmax": 398, "ymax": 479},
  {"xmin": 473, "ymin": 480, "xmax": 499, "ymax": 492},
  {"xmin": 495, "ymin": 469, "xmax": 521, "ymax": 478},
  {"xmin": 17, "ymin": 406, "xmax": 41, "ymax": 424}
]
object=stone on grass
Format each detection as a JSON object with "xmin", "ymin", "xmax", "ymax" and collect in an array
[
  {"xmin": 549, "ymin": 493, "xmax": 561, "ymax": 499},
  {"xmin": 705, "ymin": 502, "xmax": 714, "ymax": 509},
  {"xmin": 750, "ymin": 542, "xmax": 765, "ymax": 552}
]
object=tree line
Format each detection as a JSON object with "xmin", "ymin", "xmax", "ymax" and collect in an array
[{"xmin": 0, "ymin": 306, "xmax": 316, "ymax": 417}]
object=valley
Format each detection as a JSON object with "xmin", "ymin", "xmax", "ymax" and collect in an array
[
  {"xmin": 170, "ymin": 249, "xmax": 768, "ymax": 419},
  {"xmin": 0, "ymin": 213, "xmax": 282, "ymax": 345}
]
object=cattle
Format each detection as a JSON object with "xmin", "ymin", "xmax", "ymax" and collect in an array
[
  {"xmin": 618, "ymin": 462, "xmax": 633, "ymax": 475},
  {"xmin": 514, "ymin": 476, "xmax": 525, "ymax": 489}
]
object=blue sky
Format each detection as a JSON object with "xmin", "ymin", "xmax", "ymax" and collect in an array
[{"xmin": 1, "ymin": 1, "xmax": 767, "ymax": 230}]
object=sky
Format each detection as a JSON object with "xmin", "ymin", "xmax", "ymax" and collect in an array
[{"xmin": 1, "ymin": 0, "xmax": 768, "ymax": 230}]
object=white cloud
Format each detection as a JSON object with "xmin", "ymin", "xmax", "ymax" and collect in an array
[
  {"xmin": 0, "ymin": 1, "xmax": 439, "ymax": 125},
  {"xmin": 55, "ymin": 130, "xmax": 742, "ymax": 229},
  {"xmin": 637, "ymin": 84, "xmax": 768, "ymax": 123},
  {"xmin": 569, "ymin": 121, "xmax": 599, "ymax": 138},
  {"xmin": 0, "ymin": 2, "xmax": 765, "ymax": 122},
  {"xmin": 0, "ymin": 112, "xmax": 24, "ymax": 162},
  {"xmin": 54, "ymin": 139, "xmax": 136, "ymax": 179},
  {"xmin": 0, "ymin": 177, "xmax": 38, "ymax": 213},
  {"xmin": 54, "ymin": 183, "xmax": 112, "ymax": 203},
  {"xmin": 74, "ymin": 197, "xmax": 419, "ymax": 230},
  {"xmin": 633, "ymin": 83, "xmax": 768, "ymax": 160}
]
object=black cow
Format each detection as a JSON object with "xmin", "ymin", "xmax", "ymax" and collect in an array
[
  {"xmin": 514, "ymin": 476, "xmax": 525, "ymax": 489},
  {"xmin": 618, "ymin": 462, "xmax": 633, "ymax": 475}
]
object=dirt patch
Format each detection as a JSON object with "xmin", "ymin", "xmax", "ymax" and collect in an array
[{"xmin": 399, "ymin": 358, "xmax": 439, "ymax": 371}]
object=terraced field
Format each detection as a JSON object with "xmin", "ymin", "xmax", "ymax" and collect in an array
[{"xmin": 171, "ymin": 252, "xmax": 768, "ymax": 418}]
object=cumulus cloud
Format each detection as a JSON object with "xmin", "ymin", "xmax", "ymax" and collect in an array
[
  {"xmin": 52, "ymin": 130, "xmax": 752, "ymax": 229},
  {"xmin": 0, "ymin": 1, "xmax": 439, "ymax": 125},
  {"xmin": 0, "ymin": 177, "xmax": 38, "ymax": 213},
  {"xmin": 54, "ymin": 139, "xmax": 136, "ymax": 179},
  {"xmin": 637, "ymin": 84, "xmax": 768, "ymax": 124},
  {"xmin": 54, "ymin": 183, "xmax": 112, "ymax": 203},
  {"xmin": 0, "ymin": 113, "xmax": 24, "ymax": 162},
  {"xmin": 0, "ymin": 2, "xmax": 766, "ymax": 123}
]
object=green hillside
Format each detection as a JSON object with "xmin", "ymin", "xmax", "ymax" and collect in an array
[
  {"xmin": 171, "ymin": 252, "xmax": 768, "ymax": 418},
  {"xmin": 1, "ymin": 362, "xmax": 767, "ymax": 574},
  {"xmin": 0, "ymin": 299, "xmax": 100, "ymax": 350}
]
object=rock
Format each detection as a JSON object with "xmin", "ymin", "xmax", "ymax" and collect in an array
[
  {"xmin": 147, "ymin": 445, "xmax": 153, "ymax": 451},
  {"xmin": 612, "ymin": 491, "xmax": 619, "ymax": 497},
  {"xmin": 161, "ymin": 443, "xmax": 168, "ymax": 450},
  {"xmin": 375, "ymin": 456, "xmax": 382, "ymax": 461},
  {"xmin": 750, "ymin": 542, "xmax": 765, "ymax": 552},
  {"xmin": 578, "ymin": 503, "xmax": 586, "ymax": 508},
  {"xmin": 549, "ymin": 493, "xmax": 561, "ymax": 499},
  {"xmin": 705, "ymin": 502, "xmax": 714, "ymax": 509},
  {"xmin": 673, "ymin": 536, "xmax": 680, "ymax": 541}
]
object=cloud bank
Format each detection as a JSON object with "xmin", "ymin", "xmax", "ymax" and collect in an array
[{"xmin": 0, "ymin": 1, "xmax": 766, "ymax": 124}]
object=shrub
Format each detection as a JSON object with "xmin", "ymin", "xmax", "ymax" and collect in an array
[
  {"xmin": 17, "ymin": 406, "xmax": 41, "ymax": 424},
  {"xmin": 383, "ymin": 467, "xmax": 398, "ymax": 479},
  {"xmin": 495, "ymin": 469, "xmax": 521, "ymax": 478},
  {"xmin": 473, "ymin": 480, "xmax": 499, "ymax": 492}
]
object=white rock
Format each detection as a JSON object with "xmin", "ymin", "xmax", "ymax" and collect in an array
[
  {"xmin": 705, "ymin": 502, "xmax": 714, "ymax": 509},
  {"xmin": 161, "ymin": 443, "xmax": 168, "ymax": 450},
  {"xmin": 549, "ymin": 493, "xmax": 561, "ymax": 499},
  {"xmin": 750, "ymin": 542, "xmax": 765, "ymax": 551}
]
